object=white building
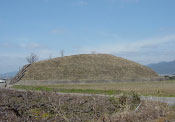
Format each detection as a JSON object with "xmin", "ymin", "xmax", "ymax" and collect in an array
[{"xmin": 0, "ymin": 79, "xmax": 6, "ymax": 83}]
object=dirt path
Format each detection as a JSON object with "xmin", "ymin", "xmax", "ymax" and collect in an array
[
  {"xmin": 0, "ymin": 83, "xmax": 6, "ymax": 87},
  {"xmin": 1, "ymin": 87, "xmax": 175, "ymax": 106},
  {"xmin": 141, "ymin": 96, "xmax": 175, "ymax": 106}
]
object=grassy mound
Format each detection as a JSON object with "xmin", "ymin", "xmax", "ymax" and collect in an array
[{"xmin": 20, "ymin": 54, "xmax": 158, "ymax": 81}]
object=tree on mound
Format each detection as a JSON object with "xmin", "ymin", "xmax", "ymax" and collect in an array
[
  {"xmin": 26, "ymin": 52, "xmax": 39, "ymax": 64},
  {"xmin": 15, "ymin": 54, "xmax": 159, "ymax": 82}
]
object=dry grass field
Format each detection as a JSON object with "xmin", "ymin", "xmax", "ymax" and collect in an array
[
  {"xmin": 1, "ymin": 88, "xmax": 175, "ymax": 122},
  {"xmin": 13, "ymin": 80, "xmax": 175, "ymax": 97}
]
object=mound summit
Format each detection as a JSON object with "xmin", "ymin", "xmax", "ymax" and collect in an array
[{"xmin": 13, "ymin": 54, "xmax": 159, "ymax": 84}]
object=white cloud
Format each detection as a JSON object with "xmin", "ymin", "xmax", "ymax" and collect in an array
[
  {"xmin": 44, "ymin": 0, "xmax": 49, "ymax": 3},
  {"xmin": 0, "ymin": 42, "xmax": 9, "ymax": 47},
  {"xmin": 19, "ymin": 42, "xmax": 41, "ymax": 50},
  {"xmin": 110, "ymin": 35, "xmax": 175, "ymax": 53},
  {"xmin": 1, "ymin": 34, "xmax": 174, "ymax": 73},
  {"xmin": 75, "ymin": 1, "xmax": 88, "ymax": 6},
  {"xmin": 79, "ymin": 34, "xmax": 175, "ymax": 64},
  {"xmin": 122, "ymin": 0, "xmax": 139, "ymax": 3},
  {"xmin": 50, "ymin": 29, "xmax": 65, "ymax": 34},
  {"xmin": 0, "ymin": 56, "xmax": 26, "ymax": 74},
  {"xmin": 79, "ymin": 1, "xmax": 88, "ymax": 6},
  {"xmin": 38, "ymin": 49, "xmax": 58, "ymax": 58},
  {"xmin": 109, "ymin": 0, "xmax": 139, "ymax": 3}
]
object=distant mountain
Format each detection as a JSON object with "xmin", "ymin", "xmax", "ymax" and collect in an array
[
  {"xmin": 0, "ymin": 71, "xmax": 18, "ymax": 79},
  {"xmin": 147, "ymin": 60, "xmax": 175, "ymax": 75}
]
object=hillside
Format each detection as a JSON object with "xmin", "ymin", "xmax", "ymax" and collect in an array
[
  {"xmin": 13, "ymin": 54, "xmax": 159, "ymax": 83},
  {"xmin": 147, "ymin": 60, "xmax": 175, "ymax": 75}
]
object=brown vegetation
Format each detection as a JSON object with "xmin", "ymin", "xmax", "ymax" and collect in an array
[
  {"xmin": 19, "ymin": 54, "xmax": 158, "ymax": 82},
  {"xmin": 0, "ymin": 88, "xmax": 175, "ymax": 122}
]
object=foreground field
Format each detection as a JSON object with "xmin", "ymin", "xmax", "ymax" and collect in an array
[
  {"xmin": 1, "ymin": 88, "xmax": 175, "ymax": 122},
  {"xmin": 13, "ymin": 80, "xmax": 175, "ymax": 97}
]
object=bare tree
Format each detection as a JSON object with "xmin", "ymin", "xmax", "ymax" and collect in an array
[
  {"xmin": 60, "ymin": 50, "xmax": 65, "ymax": 57},
  {"xmin": 49, "ymin": 54, "xmax": 52, "ymax": 59},
  {"xmin": 26, "ymin": 52, "xmax": 39, "ymax": 64}
]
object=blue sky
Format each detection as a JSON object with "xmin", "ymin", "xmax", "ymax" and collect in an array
[{"xmin": 0, "ymin": 0, "xmax": 175, "ymax": 73}]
